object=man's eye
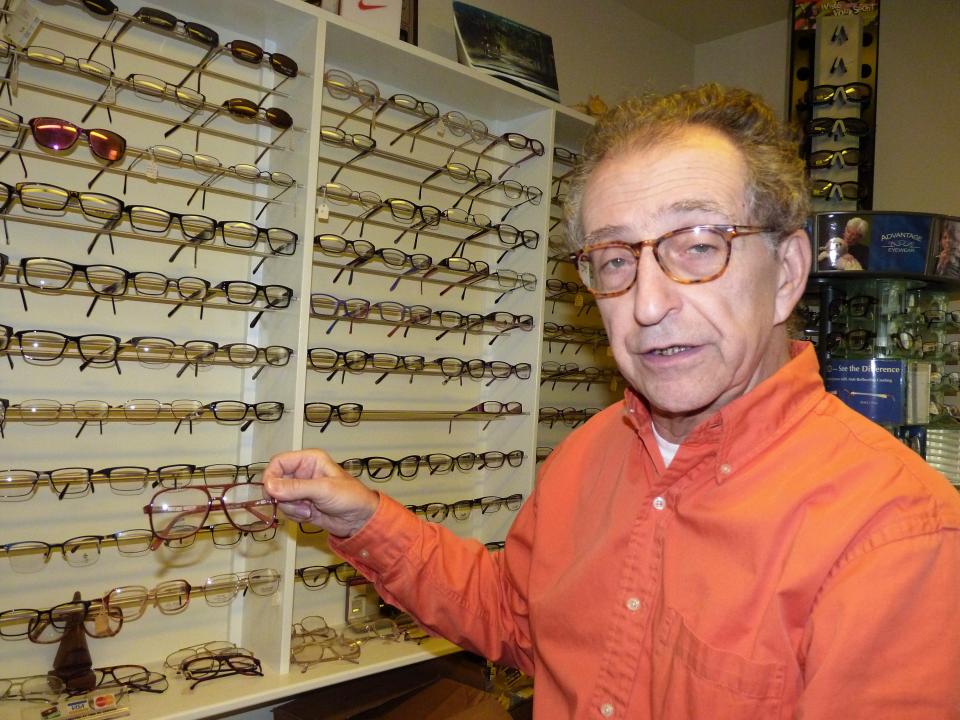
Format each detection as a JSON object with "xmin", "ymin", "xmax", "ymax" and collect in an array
[{"xmin": 603, "ymin": 256, "xmax": 628, "ymax": 269}]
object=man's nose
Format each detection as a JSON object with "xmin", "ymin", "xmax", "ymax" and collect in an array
[{"xmin": 631, "ymin": 247, "xmax": 682, "ymax": 326}]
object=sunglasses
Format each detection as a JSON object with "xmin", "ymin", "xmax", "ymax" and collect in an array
[
  {"xmin": 28, "ymin": 116, "xmax": 126, "ymax": 163},
  {"xmin": 807, "ymin": 147, "xmax": 861, "ymax": 169},
  {"xmin": 166, "ymin": 98, "xmax": 293, "ymax": 162},
  {"xmin": 809, "ymin": 82, "xmax": 872, "ymax": 106},
  {"xmin": 805, "ymin": 116, "xmax": 870, "ymax": 138},
  {"xmin": 181, "ymin": 39, "xmax": 299, "ymax": 91},
  {"xmin": 90, "ymin": 6, "xmax": 219, "ymax": 69}
]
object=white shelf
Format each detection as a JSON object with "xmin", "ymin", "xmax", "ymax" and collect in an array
[{"xmin": 0, "ymin": 1, "xmax": 600, "ymax": 717}]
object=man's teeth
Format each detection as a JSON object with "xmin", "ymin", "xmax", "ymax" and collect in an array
[{"xmin": 652, "ymin": 346, "xmax": 688, "ymax": 356}]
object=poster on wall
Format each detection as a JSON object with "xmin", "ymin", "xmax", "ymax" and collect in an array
[{"xmin": 452, "ymin": 2, "xmax": 560, "ymax": 102}]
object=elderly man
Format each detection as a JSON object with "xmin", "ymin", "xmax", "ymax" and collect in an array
[{"xmin": 266, "ymin": 85, "xmax": 960, "ymax": 719}]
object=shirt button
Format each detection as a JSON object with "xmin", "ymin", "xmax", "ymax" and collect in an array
[
  {"xmin": 652, "ymin": 496, "xmax": 666, "ymax": 511},
  {"xmin": 358, "ymin": 550, "xmax": 370, "ymax": 559},
  {"xmin": 600, "ymin": 703, "xmax": 615, "ymax": 717},
  {"xmin": 719, "ymin": 463, "xmax": 732, "ymax": 475},
  {"xmin": 626, "ymin": 597, "xmax": 641, "ymax": 611}
]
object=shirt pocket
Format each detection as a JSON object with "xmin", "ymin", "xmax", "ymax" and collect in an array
[{"xmin": 651, "ymin": 607, "xmax": 786, "ymax": 720}]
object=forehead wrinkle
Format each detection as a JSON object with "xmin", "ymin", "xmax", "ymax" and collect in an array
[{"xmin": 651, "ymin": 198, "xmax": 734, "ymax": 222}]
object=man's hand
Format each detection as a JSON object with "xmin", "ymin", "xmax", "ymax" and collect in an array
[{"xmin": 262, "ymin": 449, "xmax": 379, "ymax": 538}]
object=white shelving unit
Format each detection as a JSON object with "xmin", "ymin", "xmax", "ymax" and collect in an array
[{"xmin": 0, "ymin": 1, "xmax": 596, "ymax": 717}]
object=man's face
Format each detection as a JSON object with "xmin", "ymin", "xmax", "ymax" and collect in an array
[{"xmin": 579, "ymin": 127, "xmax": 796, "ymax": 438}]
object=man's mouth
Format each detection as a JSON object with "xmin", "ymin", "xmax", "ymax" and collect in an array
[{"xmin": 649, "ymin": 345, "xmax": 692, "ymax": 357}]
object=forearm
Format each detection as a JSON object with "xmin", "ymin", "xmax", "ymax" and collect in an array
[{"xmin": 330, "ymin": 493, "xmax": 535, "ymax": 673}]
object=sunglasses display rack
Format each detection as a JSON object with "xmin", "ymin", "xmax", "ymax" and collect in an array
[
  {"xmin": 0, "ymin": 0, "xmax": 597, "ymax": 717},
  {"xmin": 789, "ymin": 9, "xmax": 879, "ymax": 211}
]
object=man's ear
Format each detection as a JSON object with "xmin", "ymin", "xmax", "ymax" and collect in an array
[{"xmin": 774, "ymin": 229, "xmax": 812, "ymax": 325}]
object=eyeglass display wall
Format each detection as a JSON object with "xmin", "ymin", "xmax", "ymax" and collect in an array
[
  {"xmin": 0, "ymin": 0, "xmax": 597, "ymax": 717},
  {"xmin": 537, "ymin": 120, "xmax": 623, "ymax": 463},
  {"xmin": 789, "ymin": 5, "xmax": 880, "ymax": 211}
]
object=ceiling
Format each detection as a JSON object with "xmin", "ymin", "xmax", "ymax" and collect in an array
[{"xmin": 618, "ymin": 0, "xmax": 791, "ymax": 43}]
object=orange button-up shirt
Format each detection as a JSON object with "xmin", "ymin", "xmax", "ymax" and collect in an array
[{"xmin": 333, "ymin": 343, "xmax": 960, "ymax": 719}]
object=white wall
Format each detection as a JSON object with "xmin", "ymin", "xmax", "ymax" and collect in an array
[
  {"xmin": 872, "ymin": 0, "xmax": 960, "ymax": 215},
  {"xmin": 693, "ymin": 19, "xmax": 791, "ymax": 119},
  {"xmin": 417, "ymin": 0, "xmax": 695, "ymax": 107}
]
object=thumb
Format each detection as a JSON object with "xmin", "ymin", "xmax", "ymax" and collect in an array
[{"xmin": 263, "ymin": 450, "xmax": 341, "ymax": 500}]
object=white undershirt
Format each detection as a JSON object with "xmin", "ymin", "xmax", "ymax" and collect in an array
[{"xmin": 651, "ymin": 423, "xmax": 680, "ymax": 467}]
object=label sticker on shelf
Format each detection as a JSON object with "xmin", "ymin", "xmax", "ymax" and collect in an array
[
  {"xmin": 574, "ymin": 293, "xmax": 584, "ymax": 308},
  {"xmin": 143, "ymin": 159, "xmax": 159, "ymax": 180},
  {"xmin": 101, "ymin": 82, "xmax": 117, "ymax": 106},
  {"xmin": 7, "ymin": 55, "xmax": 18, "ymax": 95},
  {"xmin": 606, "ymin": 346, "xmax": 614, "ymax": 357},
  {"xmin": 3, "ymin": 0, "xmax": 41, "ymax": 47},
  {"xmin": 316, "ymin": 202, "xmax": 329, "ymax": 221},
  {"xmin": 610, "ymin": 378, "xmax": 618, "ymax": 392}
]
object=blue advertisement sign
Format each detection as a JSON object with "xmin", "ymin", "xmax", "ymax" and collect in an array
[
  {"xmin": 815, "ymin": 212, "xmax": 933, "ymax": 274},
  {"xmin": 824, "ymin": 358, "xmax": 905, "ymax": 424},
  {"xmin": 869, "ymin": 214, "xmax": 932, "ymax": 273}
]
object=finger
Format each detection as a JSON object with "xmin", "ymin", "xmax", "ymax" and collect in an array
[
  {"xmin": 264, "ymin": 449, "xmax": 338, "ymax": 482},
  {"xmin": 275, "ymin": 498, "xmax": 314, "ymax": 521}
]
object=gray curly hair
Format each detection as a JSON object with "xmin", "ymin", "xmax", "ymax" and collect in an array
[{"xmin": 563, "ymin": 84, "xmax": 810, "ymax": 251}]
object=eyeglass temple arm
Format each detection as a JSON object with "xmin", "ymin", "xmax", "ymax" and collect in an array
[
  {"xmin": 465, "ymin": 184, "xmax": 497, "ymax": 214},
  {"xmin": 163, "ymin": 105, "xmax": 209, "ymax": 142},
  {"xmin": 389, "ymin": 116, "xmax": 437, "ymax": 154},
  {"xmin": 328, "ymin": 147, "xmax": 371, "ymax": 185},
  {"xmin": 86, "ymin": 16, "xmax": 126, "ymax": 68},
  {"xmin": 254, "ymin": 127, "xmax": 288, "ymax": 165},
  {"xmin": 0, "ymin": 129, "xmax": 29, "ymax": 178},
  {"xmin": 418, "ymin": 167, "xmax": 444, "ymax": 200},
  {"xmin": 186, "ymin": 168, "xmax": 226, "ymax": 208},
  {"xmin": 176, "ymin": 45, "xmax": 222, "ymax": 89},
  {"xmin": 255, "ymin": 183, "xmax": 293, "ymax": 222}
]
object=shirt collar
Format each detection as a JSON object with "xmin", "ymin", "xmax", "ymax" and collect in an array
[{"xmin": 624, "ymin": 341, "xmax": 825, "ymax": 482}]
